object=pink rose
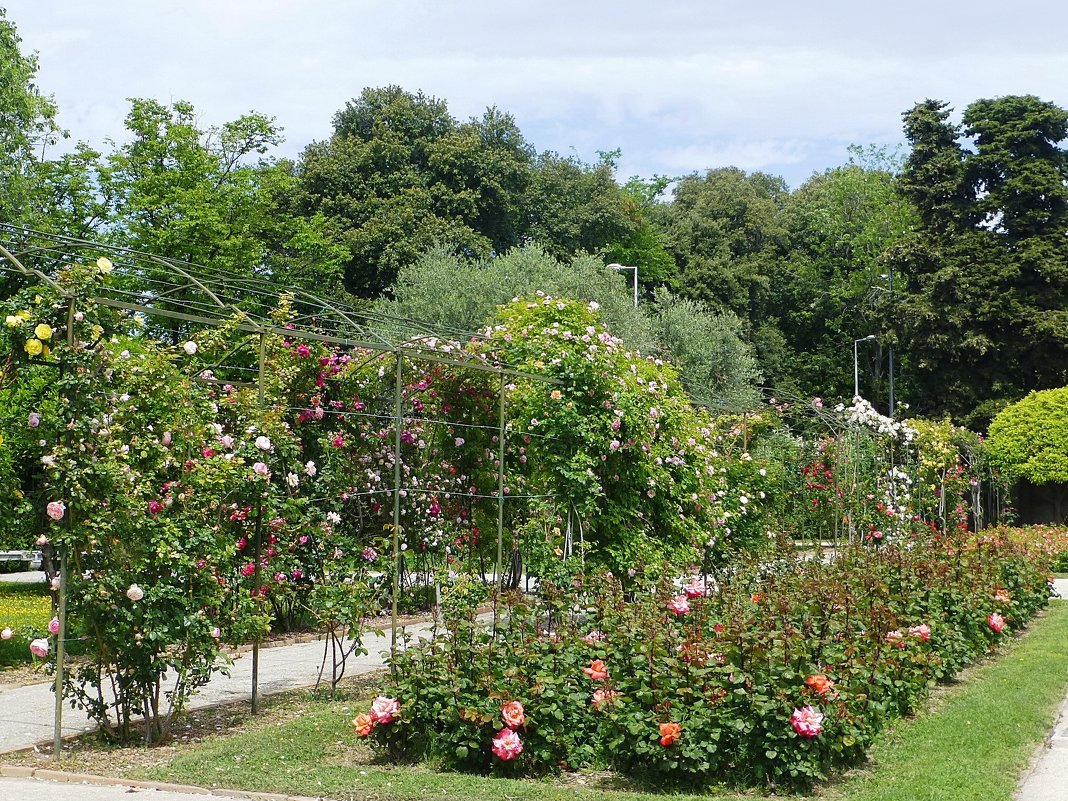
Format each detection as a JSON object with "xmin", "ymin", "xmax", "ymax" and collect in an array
[
  {"xmin": 211, "ymin": 627, "xmax": 221, "ymax": 639},
  {"xmin": 370, "ymin": 696, "xmax": 399, "ymax": 725},
  {"xmin": 491, "ymin": 727, "xmax": 523, "ymax": 761},
  {"xmin": 147, "ymin": 500, "xmax": 164, "ymax": 516},
  {"xmin": 48, "ymin": 617, "xmax": 60, "ymax": 635},
  {"xmin": 29, "ymin": 638, "xmax": 49, "ymax": 658},
  {"xmin": 884, "ymin": 629, "xmax": 905, "ymax": 648},
  {"xmin": 1, "ymin": 627, "xmax": 12, "ymax": 640},
  {"xmin": 46, "ymin": 501, "xmax": 66, "ymax": 521},
  {"xmin": 501, "ymin": 700, "xmax": 525, "ymax": 730},
  {"xmin": 988, "ymin": 612, "xmax": 1006, "ymax": 633},
  {"xmin": 683, "ymin": 578, "xmax": 706, "ymax": 599},
  {"xmin": 27, "ymin": 412, "xmax": 40, "ymax": 428},
  {"xmin": 583, "ymin": 630, "xmax": 605, "ymax": 643},
  {"xmin": 790, "ymin": 705, "xmax": 824, "ymax": 738},
  {"xmin": 667, "ymin": 595, "xmax": 690, "ymax": 616},
  {"xmin": 908, "ymin": 624, "xmax": 932, "ymax": 642},
  {"xmin": 253, "ymin": 462, "xmax": 269, "ymax": 476}
]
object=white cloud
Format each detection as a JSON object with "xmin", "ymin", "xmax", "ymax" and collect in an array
[{"xmin": 7, "ymin": 0, "xmax": 1068, "ymax": 189}]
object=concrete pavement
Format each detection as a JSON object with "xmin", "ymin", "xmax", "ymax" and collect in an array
[{"xmin": 0, "ymin": 613, "xmax": 435, "ymax": 753}]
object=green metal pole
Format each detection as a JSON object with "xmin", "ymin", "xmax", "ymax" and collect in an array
[
  {"xmin": 53, "ymin": 296, "xmax": 76, "ymax": 759},
  {"xmin": 391, "ymin": 352, "xmax": 404, "ymax": 657},
  {"xmin": 496, "ymin": 373, "xmax": 506, "ymax": 589},
  {"xmin": 252, "ymin": 332, "xmax": 266, "ymax": 715}
]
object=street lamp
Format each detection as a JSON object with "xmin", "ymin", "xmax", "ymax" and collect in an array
[
  {"xmin": 607, "ymin": 263, "xmax": 638, "ymax": 308},
  {"xmin": 853, "ymin": 335, "xmax": 876, "ymax": 399}
]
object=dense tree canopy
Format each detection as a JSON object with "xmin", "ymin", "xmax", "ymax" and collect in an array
[{"xmin": 893, "ymin": 95, "xmax": 1068, "ymax": 427}]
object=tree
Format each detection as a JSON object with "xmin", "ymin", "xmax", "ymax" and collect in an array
[
  {"xmin": 893, "ymin": 96, "xmax": 1068, "ymax": 426},
  {"xmin": 297, "ymin": 87, "xmax": 534, "ymax": 297},
  {"xmin": 521, "ymin": 151, "xmax": 640, "ymax": 264},
  {"xmin": 0, "ymin": 8, "xmax": 60, "ymax": 227},
  {"xmin": 381, "ymin": 244, "xmax": 657, "ymax": 351},
  {"xmin": 646, "ymin": 287, "xmax": 761, "ymax": 411},
  {"xmin": 776, "ymin": 162, "xmax": 917, "ymax": 404},
  {"xmin": 104, "ymin": 99, "xmax": 283, "ymax": 271},
  {"xmin": 657, "ymin": 167, "xmax": 788, "ymax": 318}
]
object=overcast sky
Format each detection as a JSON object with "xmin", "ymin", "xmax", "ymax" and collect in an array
[{"xmin": 7, "ymin": 1, "xmax": 1068, "ymax": 189}]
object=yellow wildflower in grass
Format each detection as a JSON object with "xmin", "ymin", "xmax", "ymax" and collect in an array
[
  {"xmin": 34, "ymin": 323, "xmax": 52, "ymax": 340},
  {"xmin": 24, "ymin": 338, "xmax": 43, "ymax": 357}
]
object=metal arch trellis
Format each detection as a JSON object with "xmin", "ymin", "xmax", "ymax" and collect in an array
[{"xmin": 0, "ymin": 223, "xmax": 564, "ymax": 755}]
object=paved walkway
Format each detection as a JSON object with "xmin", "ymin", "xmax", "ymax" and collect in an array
[{"xmin": 0, "ymin": 575, "xmax": 1066, "ymax": 799}]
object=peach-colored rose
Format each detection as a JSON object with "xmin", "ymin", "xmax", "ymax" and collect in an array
[
  {"xmin": 501, "ymin": 700, "xmax": 525, "ymax": 730},
  {"xmin": 352, "ymin": 713, "xmax": 375, "ymax": 737},
  {"xmin": 591, "ymin": 688, "xmax": 619, "ymax": 711}
]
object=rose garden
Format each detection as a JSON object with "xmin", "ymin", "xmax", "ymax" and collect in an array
[{"xmin": 1, "ymin": 228, "xmax": 1066, "ymax": 794}]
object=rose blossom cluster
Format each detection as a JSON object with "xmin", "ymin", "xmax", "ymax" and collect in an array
[{"xmin": 352, "ymin": 695, "xmax": 399, "ymax": 737}]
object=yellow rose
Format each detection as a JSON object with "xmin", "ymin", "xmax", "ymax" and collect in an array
[
  {"xmin": 34, "ymin": 323, "xmax": 53, "ymax": 340},
  {"xmin": 96, "ymin": 257, "xmax": 113, "ymax": 273},
  {"xmin": 17, "ymin": 309, "xmax": 31, "ymax": 320},
  {"xmin": 91, "ymin": 324, "xmax": 104, "ymax": 339},
  {"xmin": 4, "ymin": 315, "xmax": 20, "ymax": 327},
  {"xmin": 24, "ymin": 338, "xmax": 43, "ymax": 357}
]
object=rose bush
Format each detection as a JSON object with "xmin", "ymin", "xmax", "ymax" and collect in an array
[{"xmin": 362, "ymin": 527, "xmax": 1049, "ymax": 790}]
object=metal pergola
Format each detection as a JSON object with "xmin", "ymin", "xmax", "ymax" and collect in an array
[{"xmin": 0, "ymin": 223, "xmax": 560, "ymax": 755}]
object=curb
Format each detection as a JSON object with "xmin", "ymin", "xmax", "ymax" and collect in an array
[{"xmin": 0, "ymin": 766, "xmax": 321, "ymax": 800}]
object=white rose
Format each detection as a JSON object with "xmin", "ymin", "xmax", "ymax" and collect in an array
[
  {"xmin": 255, "ymin": 435, "xmax": 272, "ymax": 451},
  {"xmin": 182, "ymin": 341, "xmax": 197, "ymax": 355},
  {"xmin": 126, "ymin": 583, "xmax": 144, "ymax": 602}
]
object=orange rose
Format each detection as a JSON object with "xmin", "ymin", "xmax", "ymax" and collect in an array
[
  {"xmin": 751, "ymin": 592, "xmax": 764, "ymax": 603},
  {"xmin": 583, "ymin": 659, "xmax": 609, "ymax": 681},
  {"xmin": 805, "ymin": 674, "xmax": 834, "ymax": 696},
  {"xmin": 352, "ymin": 713, "xmax": 375, "ymax": 737},
  {"xmin": 658, "ymin": 721, "xmax": 681, "ymax": 746}
]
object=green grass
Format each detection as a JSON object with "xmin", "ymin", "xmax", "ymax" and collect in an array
[
  {"xmin": 135, "ymin": 602, "xmax": 1068, "ymax": 801},
  {"xmin": 0, "ymin": 582, "xmax": 51, "ymax": 667}
]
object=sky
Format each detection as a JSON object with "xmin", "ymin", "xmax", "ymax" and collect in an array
[{"xmin": 6, "ymin": 0, "xmax": 1068, "ymax": 189}]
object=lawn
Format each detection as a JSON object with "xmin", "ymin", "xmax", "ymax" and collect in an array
[
  {"xmin": 0, "ymin": 581, "xmax": 51, "ymax": 667},
  {"xmin": 100, "ymin": 600, "xmax": 1068, "ymax": 801}
]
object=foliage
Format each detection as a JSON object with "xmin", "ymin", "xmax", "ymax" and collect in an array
[
  {"xmin": 0, "ymin": 260, "xmax": 264, "ymax": 742},
  {"xmin": 987, "ymin": 388, "xmax": 1068, "ymax": 486},
  {"xmin": 480, "ymin": 295, "xmax": 772, "ymax": 572},
  {"xmin": 645, "ymin": 288, "xmax": 761, "ymax": 411},
  {"xmin": 363, "ymin": 531, "xmax": 1050, "ymax": 790}
]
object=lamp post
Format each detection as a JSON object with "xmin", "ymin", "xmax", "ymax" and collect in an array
[
  {"xmin": 607, "ymin": 263, "xmax": 638, "ymax": 307},
  {"xmin": 854, "ymin": 335, "xmax": 876, "ymax": 399}
]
